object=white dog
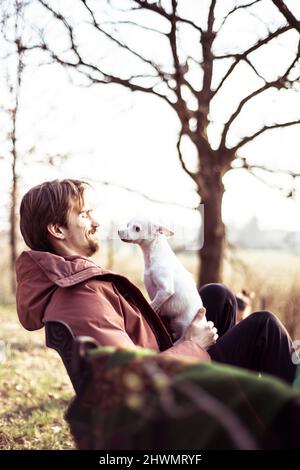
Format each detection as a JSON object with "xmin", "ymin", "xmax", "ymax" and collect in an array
[{"xmin": 118, "ymin": 216, "xmax": 209, "ymax": 341}]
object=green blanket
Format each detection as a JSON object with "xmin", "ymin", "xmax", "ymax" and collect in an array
[{"xmin": 65, "ymin": 347, "xmax": 300, "ymax": 450}]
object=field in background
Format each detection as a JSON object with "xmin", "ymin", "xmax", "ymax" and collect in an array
[
  {"xmin": 0, "ymin": 246, "xmax": 299, "ymax": 449},
  {"xmin": 224, "ymin": 248, "xmax": 300, "ymax": 340}
]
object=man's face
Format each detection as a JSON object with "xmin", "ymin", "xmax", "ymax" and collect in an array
[{"xmin": 63, "ymin": 188, "xmax": 100, "ymax": 258}]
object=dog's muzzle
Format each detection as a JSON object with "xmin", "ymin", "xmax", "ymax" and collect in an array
[{"xmin": 118, "ymin": 230, "xmax": 131, "ymax": 242}]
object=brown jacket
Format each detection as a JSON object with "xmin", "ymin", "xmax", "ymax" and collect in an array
[{"xmin": 15, "ymin": 251, "xmax": 210, "ymax": 362}]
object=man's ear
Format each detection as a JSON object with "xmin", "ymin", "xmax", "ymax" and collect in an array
[
  {"xmin": 47, "ymin": 223, "xmax": 65, "ymax": 240},
  {"xmin": 158, "ymin": 226, "xmax": 174, "ymax": 237}
]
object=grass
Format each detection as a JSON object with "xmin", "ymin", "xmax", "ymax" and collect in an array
[{"xmin": 0, "ymin": 305, "xmax": 74, "ymax": 450}]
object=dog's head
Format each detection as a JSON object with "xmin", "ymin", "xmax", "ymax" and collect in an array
[{"xmin": 118, "ymin": 216, "xmax": 174, "ymax": 245}]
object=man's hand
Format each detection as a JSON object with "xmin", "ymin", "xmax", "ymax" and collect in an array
[{"xmin": 183, "ymin": 307, "xmax": 218, "ymax": 350}]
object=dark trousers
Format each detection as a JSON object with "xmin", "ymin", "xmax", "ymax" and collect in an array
[{"xmin": 199, "ymin": 283, "xmax": 297, "ymax": 384}]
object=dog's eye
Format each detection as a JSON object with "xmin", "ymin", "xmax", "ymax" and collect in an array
[{"xmin": 135, "ymin": 226, "xmax": 140, "ymax": 232}]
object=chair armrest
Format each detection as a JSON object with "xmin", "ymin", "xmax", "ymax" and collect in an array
[{"xmin": 45, "ymin": 320, "xmax": 98, "ymax": 395}]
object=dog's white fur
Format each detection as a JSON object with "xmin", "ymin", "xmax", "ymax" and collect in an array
[{"xmin": 118, "ymin": 216, "xmax": 207, "ymax": 340}]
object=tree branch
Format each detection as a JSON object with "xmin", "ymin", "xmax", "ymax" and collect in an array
[
  {"xmin": 99, "ymin": 20, "xmax": 168, "ymax": 37},
  {"xmin": 80, "ymin": 0, "xmax": 170, "ymax": 82},
  {"xmin": 40, "ymin": 0, "xmax": 171, "ymax": 88},
  {"xmin": 236, "ymin": 156, "xmax": 300, "ymax": 178},
  {"xmin": 200, "ymin": 0, "xmax": 216, "ymax": 99},
  {"xmin": 213, "ymin": 25, "xmax": 291, "ymax": 96},
  {"xmin": 233, "ymin": 120, "xmax": 300, "ymax": 152},
  {"xmin": 165, "ymin": 1, "xmax": 203, "ymax": 144},
  {"xmin": 132, "ymin": 0, "xmax": 203, "ymax": 34},
  {"xmin": 84, "ymin": 177, "xmax": 199, "ymax": 210},
  {"xmin": 219, "ymin": 51, "xmax": 300, "ymax": 150},
  {"xmin": 236, "ymin": 156, "xmax": 300, "ymax": 197},
  {"xmin": 38, "ymin": 0, "xmax": 82, "ymax": 63},
  {"xmin": 218, "ymin": 0, "xmax": 263, "ymax": 30},
  {"xmin": 40, "ymin": 42, "xmax": 176, "ymax": 107},
  {"xmin": 244, "ymin": 56, "xmax": 266, "ymax": 81},
  {"xmin": 176, "ymin": 128, "xmax": 197, "ymax": 182},
  {"xmin": 164, "ymin": 2, "xmax": 198, "ymax": 101},
  {"xmin": 271, "ymin": 0, "xmax": 300, "ymax": 34}
]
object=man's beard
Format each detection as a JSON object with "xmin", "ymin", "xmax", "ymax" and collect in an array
[{"xmin": 87, "ymin": 238, "xmax": 99, "ymax": 256}]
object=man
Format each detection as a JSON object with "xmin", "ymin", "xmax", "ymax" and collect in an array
[
  {"xmin": 16, "ymin": 179, "xmax": 215, "ymax": 362},
  {"xmin": 16, "ymin": 179, "xmax": 297, "ymax": 383}
]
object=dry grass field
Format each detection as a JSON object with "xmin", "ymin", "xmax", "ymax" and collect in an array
[{"xmin": 0, "ymin": 305, "xmax": 74, "ymax": 449}]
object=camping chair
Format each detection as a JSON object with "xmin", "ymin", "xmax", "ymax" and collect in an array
[{"xmin": 45, "ymin": 320, "xmax": 98, "ymax": 394}]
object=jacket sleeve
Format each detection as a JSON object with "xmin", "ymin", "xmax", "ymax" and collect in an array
[{"xmin": 160, "ymin": 340, "xmax": 211, "ymax": 362}]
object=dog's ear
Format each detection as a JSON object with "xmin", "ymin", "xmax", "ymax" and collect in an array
[{"xmin": 158, "ymin": 226, "xmax": 174, "ymax": 237}]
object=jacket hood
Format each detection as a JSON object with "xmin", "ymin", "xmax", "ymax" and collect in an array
[{"xmin": 16, "ymin": 250, "xmax": 109, "ymax": 331}]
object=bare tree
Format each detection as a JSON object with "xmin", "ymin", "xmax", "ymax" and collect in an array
[
  {"xmin": 0, "ymin": 0, "xmax": 27, "ymax": 293},
  {"xmin": 31, "ymin": 0, "xmax": 300, "ymax": 285}
]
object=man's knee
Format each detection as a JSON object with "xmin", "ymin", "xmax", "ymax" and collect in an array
[
  {"xmin": 251, "ymin": 310, "xmax": 282, "ymax": 328},
  {"xmin": 199, "ymin": 283, "xmax": 233, "ymax": 300}
]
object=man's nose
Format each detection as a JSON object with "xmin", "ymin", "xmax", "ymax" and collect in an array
[{"xmin": 91, "ymin": 219, "xmax": 100, "ymax": 228}]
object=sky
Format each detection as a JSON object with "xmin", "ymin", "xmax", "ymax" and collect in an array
[{"xmin": 1, "ymin": 0, "xmax": 300, "ymax": 242}]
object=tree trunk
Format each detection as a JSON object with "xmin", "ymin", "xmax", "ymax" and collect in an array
[
  {"xmin": 9, "ymin": 164, "xmax": 17, "ymax": 295},
  {"xmin": 9, "ymin": 31, "xmax": 23, "ymax": 296},
  {"xmin": 197, "ymin": 174, "xmax": 225, "ymax": 286}
]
